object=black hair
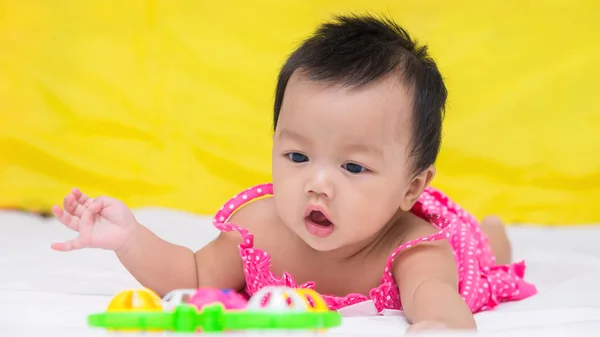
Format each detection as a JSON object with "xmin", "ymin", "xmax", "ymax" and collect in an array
[{"xmin": 273, "ymin": 14, "xmax": 447, "ymax": 175}]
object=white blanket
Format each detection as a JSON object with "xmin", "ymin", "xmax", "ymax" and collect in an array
[{"xmin": 1, "ymin": 208, "xmax": 599, "ymax": 336}]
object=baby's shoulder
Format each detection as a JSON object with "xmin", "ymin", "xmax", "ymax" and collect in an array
[
  {"xmin": 227, "ymin": 195, "xmax": 278, "ymax": 234},
  {"xmin": 390, "ymin": 211, "xmax": 443, "ymax": 250},
  {"xmin": 406, "ymin": 212, "xmax": 439, "ymax": 238}
]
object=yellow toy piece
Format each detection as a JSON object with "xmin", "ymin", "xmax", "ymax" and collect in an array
[
  {"xmin": 106, "ymin": 288, "xmax": 163, "ymax": 312},
  {"xmin": 294, "ymin": 289, "xmax": 329, "ymax": 312},
  {"xmin": 103, "ymin": 289, "xmax": 165, "ymax": 332}
]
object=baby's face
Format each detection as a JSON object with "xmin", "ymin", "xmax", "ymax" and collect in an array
[{"xmin": 272, "ymin": 71, "xmax": 422, "ymax": 253}]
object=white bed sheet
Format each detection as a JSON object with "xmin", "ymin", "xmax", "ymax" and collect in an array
[{"xmin": 0, "ymin": 208, "xmax": 599, "ymax": 337}]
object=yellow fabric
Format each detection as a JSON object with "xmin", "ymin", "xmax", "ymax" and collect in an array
[{"xmin": 1, "ymin": 1, "xmax": 598, "ymax": 224}]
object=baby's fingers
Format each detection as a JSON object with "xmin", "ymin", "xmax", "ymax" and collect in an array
[
  {"xmin": 50, "ymin": 238, "xmax": 85, "ymax": 251},
  {"xmin": 72, "ymin": 188, "xmax": 93, "ymax": 208},
  {"xmin": 78, "ymin": 199, "xmax": 103, "ymax": 233},
  {"xmin": 63, "ymin": 188, "xmax": 93, "ymax": 218},
  {"xmin": 52, "ymin": 205, "xmax": 80, "ymax": 231}
]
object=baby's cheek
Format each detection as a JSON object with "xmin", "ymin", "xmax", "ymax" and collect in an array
[
  {"xmin": 273, "ymin": 189, "xmax": 297, "ymax": 221},
  {"xmin": 350, "ymin": 197, "xmax": 396, "ymax": 229}
]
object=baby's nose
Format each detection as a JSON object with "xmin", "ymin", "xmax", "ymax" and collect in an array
[{"xmin": 305, "ymin": 168, "xmax": 335, "ymax": 198}]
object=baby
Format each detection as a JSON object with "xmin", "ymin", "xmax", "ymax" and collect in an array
[{"xmin": 50, "ymin": 14, "xmax": 536, "ymax": 333}]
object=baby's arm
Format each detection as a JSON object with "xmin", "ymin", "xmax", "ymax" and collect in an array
[
  {"xmin": 116, "ymin": 198, "xmax": 267, "ymax": 297},
  {"xmin": 393, "ymin": 232, "xmax": 476, "ymax": 331},
  {"xmin": 116, "ymin": 225, "xmax": 245, "ymax": 297},
  {"xmin": 51, "ymin": 188, "xmax": 249, "ymax": 297}
]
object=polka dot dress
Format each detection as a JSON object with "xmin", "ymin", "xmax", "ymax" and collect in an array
[{"xmin": 212, "ymin": 183, "xmax": 537, "ymax": 314}]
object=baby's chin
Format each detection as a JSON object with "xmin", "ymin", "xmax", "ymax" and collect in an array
[
  {"xmin": 293, "ymin": 227, "xmax": 341, "ymax": 252},
  {"xmin": 297, "ymin": 230, "xmax": 364, "ymax": 256},
  {"xmin": 306, "ymin": 238, "xmax": 340, "ymax": 251}
]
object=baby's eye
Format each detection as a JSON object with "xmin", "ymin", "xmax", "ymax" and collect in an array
[
  {"xmin": 287, "ymin": 152, "xmax": 309, "ymax": 163},
  {"xmin": 343, "ymin": 162, "xmax": 366, "ymax": 174}
]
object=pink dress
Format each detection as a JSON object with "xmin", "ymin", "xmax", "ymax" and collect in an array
[{"xmin": 212, "ymin": 183, "xmax": 537, "ymax": 314}]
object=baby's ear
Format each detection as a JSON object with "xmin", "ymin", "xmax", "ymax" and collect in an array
[{"xmin": 399, "ymin": 165, "xmax": 436, "ymax": 211}]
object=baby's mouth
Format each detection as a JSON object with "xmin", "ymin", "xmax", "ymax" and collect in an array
[{"xmin": 308, "ymin": 210, "xmax": 333, "ymax": 227}]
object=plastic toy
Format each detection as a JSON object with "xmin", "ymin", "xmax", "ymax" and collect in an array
[
  {"xmin": 247, "ymin": 287, "xmax": 329, "ymax": 312},
  {"xmin": 187, "ymin": 287, "xmax": 248, "ymax": 310},
  {"xmin": 161, "ymin": 287, "xmax": 247, "ymax": 312},
  {"xmin": 106, "ymin": 288, "xmax": 163, "ymax": 312},
  {"xmin": 161, "ymin": 288, "xmax": 196, "ymax": 311},
  {"xmin": 87, "ymin": 286, "xmax": 342, "ymax": 333}
]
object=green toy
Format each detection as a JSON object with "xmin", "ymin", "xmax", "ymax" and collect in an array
[
  {"xmin": 87, "ymin": 286, "xmax": 342, "ymax": 333},
  {"xmin": 88, "ymin": 303, "xmax": 341, "ymax": 332}
]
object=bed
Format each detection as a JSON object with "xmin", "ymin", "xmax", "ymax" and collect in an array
[{"xmin": 1, "ymin": 208, "xmax": 599, "ymax": 336}]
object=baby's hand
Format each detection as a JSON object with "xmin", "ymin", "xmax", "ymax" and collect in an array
[{"xmin": 51, "ymin": 188, "xmax": 138, "ymax": 252}]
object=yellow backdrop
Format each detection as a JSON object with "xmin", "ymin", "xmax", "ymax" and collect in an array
[{"xmin": 1, "ymin": 1, "xmax": 598, "ymax": 224}]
